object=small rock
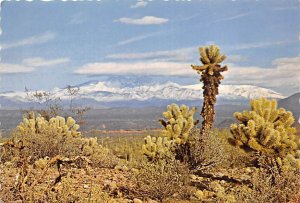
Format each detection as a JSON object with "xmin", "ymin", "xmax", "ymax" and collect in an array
[
  {"xmin": 133, "ymin": 198, "xmax": 143, "ymax": 203},
  {"xmin": 83, "ymin": 184, "xmax": 90, "ymax": 189}
]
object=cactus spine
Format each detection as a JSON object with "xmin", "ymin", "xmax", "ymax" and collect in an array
[
  {"xmin": 230, "ymin": 98, "xmax": 300, "ymax": 169},
  {"xmin": 191, "ymin": 45, "xmax": 228, "ymax": 138}
]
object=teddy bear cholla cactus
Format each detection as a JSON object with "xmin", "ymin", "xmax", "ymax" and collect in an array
[
  {"xmin": 160, "ymin": 103, "xmax": 198, "ymax": 144},
  {"xmin": 230, "ymin": 98, "xmax": 300, "ymax": 169},
  {"xmin": 142, "ymin": 136, "xmax": 173, "ymax": 161},
  {"xmin": 142, "ymin": 104, "xmax": 198, "ymax": 161},
  {"xmin": 191, "ymin": 45, "xmax": 228, "ymax": 138},
  {"xmin": 17, "ymin": 111, "xmax": 81, "ymax": 137}
]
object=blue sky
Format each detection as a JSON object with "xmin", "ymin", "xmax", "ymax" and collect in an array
[{"xmin": 0, "ymin": 0, "xmax": 300, "ymax": 95}]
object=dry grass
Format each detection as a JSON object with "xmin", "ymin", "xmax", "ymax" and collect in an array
[{"xmin": 131, "ymin": 158, "xmax": 193, "ymax": 202}]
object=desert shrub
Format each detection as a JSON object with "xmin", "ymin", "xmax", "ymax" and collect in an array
[
  {"xmin": 230, "ymin": 98, "xmax": 300, "ymax": 170},
  {"xmin": 81, "ymin": 137, "xmax": 118, "ymax": 168},
  {"xmin": 1, "ymin": 112, "xmax": 81, "ymax": 162},
  {"xmin": 186, "ymin": 128, "xmax": 226, "ymax": 172},
  {"xmin": 234, "ymin": 167, "xmax": 300, "ymax": 203},
  {"xmin": 132, "ymin": 158, "xmax": 192, "ymax": 201},
  {"xmin": 1, "ymin": 112, "xmax": 117, "ymax": 168},
  {"xmin": 215, "ymin": 129, "xmax": 256, "ymax": 168}
]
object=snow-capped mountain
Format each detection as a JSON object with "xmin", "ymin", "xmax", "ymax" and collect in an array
[{"xmin": 0, "ymin": 80, "xmax": 284, "ymax": 109}]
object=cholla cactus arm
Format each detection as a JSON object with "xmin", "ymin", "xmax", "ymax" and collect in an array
[
  {"xmin": 142, "ymin": 135, "xmax": 173, "ymax": 161},
  {"xmin": 230, "ymin": 98, "xmax": 300, "ymax": 170},
  {"xmin": 160, "ymin": 104, "xmax": 198, "ymax": 144},
  {"xmin": 191, "ymin": 45, "xmax": 228, "ymax": 139}
]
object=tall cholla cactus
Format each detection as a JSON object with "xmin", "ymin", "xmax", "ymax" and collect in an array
[
  {"xmin": 191, "ymin": 45, "xmax": 228, "ymax": 137},
  {"xmin": 159, "ymin": 103, "xmax": 198, "ymax": 144},
  {"xmin": 142, "ymin": 135, "xmax": 173, "ymax": 161},
  {"xmin": 17, "ymin": 111, "xmax": 81, "ymax": 137},
  {"xmin": 230, "ymin": 98, "xmax": 300, "ymax": 169}
]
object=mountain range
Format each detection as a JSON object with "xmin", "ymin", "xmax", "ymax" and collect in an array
[
  {"xmin": 0, "ymin": 78, "xmax": 298, "ymax": 132},
  {"xmin": 0, "ymin": 79, "xmax": 285, "ymax": 109}
]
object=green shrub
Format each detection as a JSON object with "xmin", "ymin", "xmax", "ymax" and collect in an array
[{"xmin": 1, "ymin": 112, "xmax": 117, "ymax": 168}]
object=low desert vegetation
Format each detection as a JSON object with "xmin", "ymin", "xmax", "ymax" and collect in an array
[{"xmin": 1, "ymin": 45, "xmax": 299, "ymax": 202}]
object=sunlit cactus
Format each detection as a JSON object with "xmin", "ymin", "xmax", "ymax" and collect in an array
[
  {"xmin": 17, "ymin": 111, "xmax": 81, "ymax": 137},
  {"xmin": 191, "ymin": 45, "xmax": 228, "ymax": 138},
  {"xmin": 142, "ymin": 135, "xmax": 174, "ymax": 161},
  {"xmin": 230, "ymin": 98, "xmax": 300, "ymax": 169},
  {"xmin": 159, "ymin": 103, "xmax": 198, "ymax": 144}
]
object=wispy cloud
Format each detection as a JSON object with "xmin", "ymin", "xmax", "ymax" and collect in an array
[
  {"xmin": 22, "ymin": 57, "xmax": 70, "ymax": 67},
  {"xmin": 212, "ymin": 12, "xmax": 252, "ymax": 23},
  {"xmin": 69, "ymin": 12, "xmax": 87, "ymax": 25},
  {"xmin": 114, "ymin": 16, "xmax": 168, "ymax": 25},
  {"xmin": 107, "ymin": 47, "xmax": 247, "ymax": 63},
  {"xmin": 0, "ymin": 63, "xmax": 34, "ymax": 74},
  {"xmin": 226, "ymin": 40, "xmax": 293, "ymax": 51},
  {"xmin": 107, "ymin": 47, "xmax": 196, "ymax": 61},
  {"xmin": 74, "ymin": 61, "xmax": 192, "ymax": 76},
  {"xmin": 115, "ymin": 32, "xmax": 162, "ymax": 47},
  {"xmin": 130, "ymin": 1, "xmax": 148, "ymax": 9},
  {"xmin": 1, "ymin": 31, "xmax": 56, "ymax": 50},
  {"xmin": 0, "ymin": 57, "xmax": 70, "ymax": 74}
]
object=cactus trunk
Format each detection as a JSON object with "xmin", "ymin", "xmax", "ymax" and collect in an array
[
  {"xmin": 191, "ymin": 45, "xmax": 227, "ymax": 138},
  {"xmin": 200, "ymin": 72, "xmax": 221, "ymax": 137}
]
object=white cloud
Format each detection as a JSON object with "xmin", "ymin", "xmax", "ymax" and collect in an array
[
  {"xmin": 74, "ymin": 61, "xmax": 192, "ymax": 76},
  {"xmin": 0, "ymin": 57, "xmax": 70, "ymax": 74},
  {"xmin": 2, "ymin": 31, "xmax": 56, "ymax": 50},
  {"xmin": 130, "ymin": 1, "xmax": 148, "ymax": 8},
  {"xmin": 75, "ymin": 55, "xmax": 300, "ymax": 93},
  {"xmin": 114, "ymin": 16, "xmax": 168, "ymax": 25},
  {"xmin": 22, "ymin": 57, "xmax": 70, "ymax": 67},
  {"xmin": 0, "ymin": 63, "xmax": 34, "ymax": 74},
  {"xmin": 223, "ymin": 56, "xmax": 300, "ymax": 91}
]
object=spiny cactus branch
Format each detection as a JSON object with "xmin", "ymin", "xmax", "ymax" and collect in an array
[{"xmin": 191, "ymin": 45, "xmax": 228, "ymax": 138}]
